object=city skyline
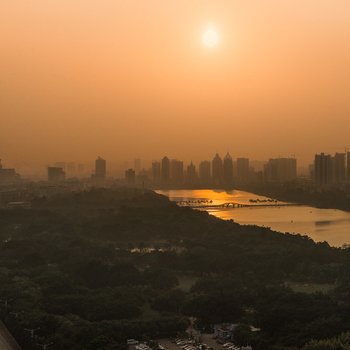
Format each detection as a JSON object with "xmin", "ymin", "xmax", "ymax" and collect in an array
[
  {"xmin": 4, "ymin": 151, "xmax": 350, "ymax": 189},
  {"xmin": 2, "ymin": 147, "xmax": 348, "ymax": 178},
  {"xmin": 1, "ymin": 1, "xmax": 350, "ymax": 167}
]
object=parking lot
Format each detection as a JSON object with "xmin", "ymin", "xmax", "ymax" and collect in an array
[
  {"xmin": 158, "ymin": 334, "xmax": 244, "ymax": 350},
  {"xmin": 129, "ymin": 334, "xmax": 251, "ymax": 350}
]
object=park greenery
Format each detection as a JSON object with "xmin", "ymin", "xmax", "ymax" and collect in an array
[{"xmin": 0, "ymin": 188, "xmax": 350, "ymax": 349}]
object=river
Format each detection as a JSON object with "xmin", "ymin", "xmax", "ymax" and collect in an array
[{"xmin": 156, "ymin": 189, "xmax": 350, "ymax": 247}]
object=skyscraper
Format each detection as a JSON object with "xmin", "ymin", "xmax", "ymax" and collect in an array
[
  {"xmin": 199, "ymin": 160, "xmax": 211, "ymax": 184},
  {"xmin": 237, "ymin": 158, "xmax": 250, "ymax": 183},
  {"xmin": 161, "ymin": 156, "xmax": 170, "ymax": 183},
  {"xmin": 314, "ymin": 153, "xmax": 332, "ymax": 187},
  {"xmin": 186, "ymin": 161, "xmax": 197, "ymax": 185},
  {"xmin": 223, "ymin": 153, "xmax": 233, "ymax": 188},
  {"xmin": 332, "ymin": 153, "xmax": 346, "ymax": 184},
  {"xmin": 95, "ymin": 156, "xmax": 106, "ymax": 179},
  {"xmin": 212, "ymin": 153, "xmax": 223, "ymax": 186}
]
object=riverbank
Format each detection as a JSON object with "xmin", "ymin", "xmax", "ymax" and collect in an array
[{"xmin": 237, "ymin": 184, "xmax": 350, "ymax": 212}]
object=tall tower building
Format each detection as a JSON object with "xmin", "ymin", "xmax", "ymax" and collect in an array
[
  {"xmin": 186, "ymin": 162, "xmax": 197, "ymax": 185},
  {"xmin": 314, "ymin": 153, "xmax": 332, "ymax": 187},
  {"xmin": 223, "ymin": 153, "xmax": 234, "ymax": 188},
  {"xmin": 212, "ymin": 153, "xmax": 223, "ymax": 186},
  {"xmin": 161, "ymin": 156, "xmax": 170, "ymax": 183},
  {"xmin": 332, "ymin": 153, "xmax": 346, "ymax": 184},
  {"xmin": 95, "ymin": 157, "xmax": 106, "ymax": 179}
]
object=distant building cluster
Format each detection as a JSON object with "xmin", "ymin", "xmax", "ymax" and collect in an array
[
  {"xmin": 313, "ymin": 152, "xmax": 350, "ymax": 188},
  {"xmin": 4, "ymin": 151, "xmax": 350, "ymax": 191},
  {"xmin": 149, "ymin": 153, "xmax": 236, "ymax": 188},
  {"xmin": 146, "ymin": 154, "xmax": 297, "ymax": 188}
]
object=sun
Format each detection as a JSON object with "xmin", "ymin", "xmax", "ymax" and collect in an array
[{"xmin": 202, "ymin": 25, "xmax": 219, "ymax": 48}]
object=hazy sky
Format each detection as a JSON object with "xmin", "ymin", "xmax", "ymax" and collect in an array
[{"xmin": 1, "ymin": 0, "xmax": 350, "ymax": 172}]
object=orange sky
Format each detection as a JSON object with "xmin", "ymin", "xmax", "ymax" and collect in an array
[{"xmin": 1, "ymin": 0, "xmax": 350, "ymax": 172}]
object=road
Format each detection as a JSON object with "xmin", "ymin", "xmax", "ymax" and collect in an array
[{"xmin": 0, "ymin": 322, "xmax": 21, "ymax": 350}]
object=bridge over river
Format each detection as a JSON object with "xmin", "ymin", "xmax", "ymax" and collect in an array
[{"xmin": 176, "ymin": 200, "xmax": 298, "ymax": 209}]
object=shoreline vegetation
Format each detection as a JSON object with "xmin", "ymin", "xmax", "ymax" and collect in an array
[
  {"xmin": 0, "ymin": 188, "xmax": 350, "ymax": 350},
  {"xmin": 237, "ymin": 183, "xmax": 350, "ymax": 212}
]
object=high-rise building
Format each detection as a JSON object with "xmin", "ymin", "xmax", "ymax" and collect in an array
[
  {"xmin": 237, "ymin": 158, "xmax": 250, "ymax": 183},
  {"xmin": 223, "ymin": 153, "xmax": 233, "ymax": 188},
  {"xmin": 171, "ymin": 159, "xmax": 184, "ymax": 184},
  {"xmin": 212, "ymin": 153, "xmax": 223, "ymax": 185},
  {"xmin": 332, "ymin": 153, "xmax": 346, "ymax": 184},
  {"xmin": 95, "ymin": 157, "xmax": 106, "ymax": 179},
  {"xmin": 264, "ymin": 158, "xmax": 297, "ymax": 183},
  {"xmin": 314, "ymin": 153, "xmax": 332, "ymax": 187},
  {"xmin": 199, "ymin": 160, "xmax": 211, "ymax": 184},
  {"xmin": 152, "ymin": 161, "xmax": 161, "ymax": 183},
  {"xmin": 161, "ymin": 156, "xmax": 170, "ymax": 183},
  {"xmin": 48, "ymin": 167, "xmax": 65, "ymax": 182},
  {"xmin": 186, "ymin": 162, "xmax": 197, "ymax": 185},
  {"xmin": 0, "ymin": 160, "xmax": 19, "ymax": 183},
  {"xmin": 125, "ymin": 168, "xmax": 136, "ymax": 184}
]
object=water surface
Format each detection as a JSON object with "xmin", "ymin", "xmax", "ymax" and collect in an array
[{"xmin": 156, "ymin": 189, "xmax": 350, "ymax": 247}]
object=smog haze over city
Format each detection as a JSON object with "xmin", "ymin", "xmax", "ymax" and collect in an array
[
  {"xmin": 1, "ymin": 0, "xmax": 350, "ymax": 174},
  {"xmin": 3, "ymin": 2, "xmax": 350, "ymax": 350}
]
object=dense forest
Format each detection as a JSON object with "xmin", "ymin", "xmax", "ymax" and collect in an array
[{"xmin": 0, "ymin": 188, "xmax": 350, "ymax": 350}]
